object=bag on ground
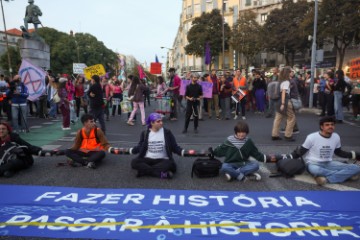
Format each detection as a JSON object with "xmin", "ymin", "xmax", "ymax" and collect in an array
[
  {"xmin": 273, "ymin": 157, "xmax": 306, "ymax": 178},
  {"xmin": 191, "ymin": 158, "xmax": 222, "ymax": 178}
]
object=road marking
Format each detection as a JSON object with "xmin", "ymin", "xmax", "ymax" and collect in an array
[
  {"xmin": 293, "ymin": 175, "xmax": 360, "ymax": 191},
  {"xmin": 42, "ymin": 122, "xmax": 54, "ymax": 125},
  {"xmin": 41, "ymin": 145, "xmax": 62, "ymax": 150},
  {"xmin": 29, "ymin": 125, "xmax": 42, "ymax": 129}
]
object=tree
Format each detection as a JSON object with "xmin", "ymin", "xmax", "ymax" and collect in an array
[
  {"xmin": 262, "ymin": 0, "xmax": 311, "ymax": 66},
  {"xmin": 0, "ymin": 46, "xmax": 21, "ymax": 76},
  {"xmin": 184, "ymin": 9, "xmax": 231, "ymax": 67},
  {"xmin": 231, "ymin": 10, "xmax": 262, "ymax": 68},
  {"xmin": 316, "ymin": 0, "xmax": 360, "ymax": 69}
]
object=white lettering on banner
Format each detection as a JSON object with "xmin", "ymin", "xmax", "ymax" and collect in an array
[
  {"xmin": 34, "ymin": 192, "xmax": 145, "ymax": 205},
  {"xmin": 4, "ymin": 216, "xmax": 360, "ymax": 238}
]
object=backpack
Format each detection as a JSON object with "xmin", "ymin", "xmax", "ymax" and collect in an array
[
  {"xmin": 191, "ymin": 158, "xmax": 222, "ymax": 178},
  {"xmin": 267, "ymin": 81, "xmax": 280, "ymax": 100},
  {"xmin": 0, "ymin": 142, "xmax": 27, "ymax": 166},
  {"xmin": 270, "ymin": 157, "xmax": 306, "ymax": 178}
]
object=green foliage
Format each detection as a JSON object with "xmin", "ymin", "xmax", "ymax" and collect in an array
[
  {"xmin": 262, "ymin": 0, "xmax": 311, "ymax": 66},
  {"xmin": 231, "ymin": 10, "xmax": 262, "ymax": 66},
  {"xmin": 37, "ymin": 27, "xmax": 119, "ymax": 75},
  {"xmin": 0, "ymin": 46, "xmax": 21, "ymax": 75},
  {"xmin": 184, "ymin": 9, "xmax": 231, "ymax": 60}
]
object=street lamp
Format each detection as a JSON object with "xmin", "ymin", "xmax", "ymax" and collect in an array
[
  {"xmin": 160, "ymin": 46, "xmax": 174, "ymax": 50},
  {"xmin": 1, "ymin": 0, "xmax": 13, "ymax": 77},
  {"xmin": 309, "ymin": 0, "xmax": 318, "ymax": 108}
]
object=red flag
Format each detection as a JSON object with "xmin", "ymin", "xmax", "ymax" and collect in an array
[{"xmin": 137, "ymin": 65, "xmax": 145, "ymax": 79}]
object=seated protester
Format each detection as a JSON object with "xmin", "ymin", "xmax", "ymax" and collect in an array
[
  {"xmin": 65, "ymin": 114, "xmax": 110, "ymax": 169},
  {"xmin": 130, "ymin": 113, "xmax": 185, "ymax": 179},
  {"xmin": 0, "ymin": 122, "xmax": 42, "ymax": 177},
  {"xmin": 211, "ymin": 120, "xmax": 274, "ymax": 182},
  {"xmin": 288, "ymin": 116, "xmax": 360, "ymax": 186}
]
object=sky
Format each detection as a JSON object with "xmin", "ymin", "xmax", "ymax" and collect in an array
[{"xmin": 1, "ymin": 0, "xmax": 183, "ymax": 64}]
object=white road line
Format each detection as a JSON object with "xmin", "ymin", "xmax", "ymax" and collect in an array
[
  {"xmin": 29, "ymin": 126, "xmax": 42, "ymax": 129},
  {"xmin": 41, "ymin": 145, "xmax": 62, "ymax": 150},
  {"xmin": 293, "ymin": 175, "xmax": 360, "ymax": 191}
]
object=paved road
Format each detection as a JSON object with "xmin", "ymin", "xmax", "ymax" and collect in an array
[{"xmin": 1, "ymin": 102, "xmax": 359, "ymax": 192}]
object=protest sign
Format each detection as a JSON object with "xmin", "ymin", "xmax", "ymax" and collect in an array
[
  {"xmin": 73, "ymin": 63, "xmax": 87, "ymax": 74},
  {"xmin": 150, "ymin": 62, "xmax": 162, "ymax": 75},
  {"xmin": 180, "ymin": 80, "xmax": 213, "ymax": 98},
  {"xmin": 1, "ymin": 185, "xmax": 360, "ymax": 240},
  {"xmin": 19, "ymin": 59, "xmax": 46, "ymax": 101},
  {"xmin": 83, "ymin": 64, "xmax": 106, "ymax": 80},
  {"xmin": 231, "ymin": 89, "xmax": 246, "ymax": 103}
]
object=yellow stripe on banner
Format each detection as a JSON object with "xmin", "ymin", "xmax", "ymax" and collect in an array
[
  {"xmin": 238, "ymin": 226, "xmax": 353, "ymax": 233},
  {"xmin": 126, "ymin": 222, "xmax": 249, "ymax": 230}
]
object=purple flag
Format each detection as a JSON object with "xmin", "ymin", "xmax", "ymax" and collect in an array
[{"xmin": 205, "ymin": 42, "xmax": 211, "ymax": 65}]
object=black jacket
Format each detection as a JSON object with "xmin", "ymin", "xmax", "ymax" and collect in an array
[
  {"xmin": 88, "ymin": 83, "xmax": 103, "ymax": 109},
  {"xmin": 132, "ymin": 128, "xmax": 183, "ymax": 160}
]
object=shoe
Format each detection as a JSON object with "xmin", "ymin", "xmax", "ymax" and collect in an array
[
  {"xmin": 284, "ymin": 136, "xmax": 295, "ymax": 142},
  {"xmin": 271, "ymin": 136, "xmax": 282, "ymax": 141},
  {"xmin": 315, "ymin": 176, "xmax": 327, "ymax": 186},
  {"xmin": 67, "ymin": 158, "xmax": 82, "ymax": 167},
  {"xmin": 350, "ymin": 175, "xmax": 360, "ymax": 181},
  {"xmin": 233, "ymin": 115, "xmax": 238, "ymax": 120},
  {"xmin": 216, "ymin": 116, "xmax": 221, "ymax": 120},
  {"xmin": 70, "ymin": 120, "xmax": 75, "ymax": 124},
  {"xmin": 247, "ymin": 173, "xmax": 262, "ymax": 181},
  {"xmin": 194, "ymin": 129, "xmax": 198, "ymax": 134},
  {"xmin": 160, "ymin": 171, "xmax": 173, "ymax": 179},
  {"xmin": 225, "ymin": 117, "xmax": 230, "ymax": 120},
  {"xmin": 3, "ymin": 170, "xmax": 14, "ymax": 178},
  {"xmin": 225, "ymin": 173, "xmax": 232, "ymax": 182},
  {"xmin": 127, "ymin": 121, "xmax": 134, "ymax": 126},
  {"xmin": 182, "ymin": 129, "xmax": 187, "ymax": 134},
  {"xmin": 86, "ymin": 162, "xmax": 96, "ymax": 169},
  {"xmin": 242, "ymin": 116, "xmax": 246, "ymax": 120}
]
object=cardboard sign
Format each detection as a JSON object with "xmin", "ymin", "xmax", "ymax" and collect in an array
[
  {"xmin": 150, "ymin": 62, "xmax": 162, "ymax": 74},
  {"xmin": 180, "ymin": 80, "xmax": 213, "ymax": 98},
  {"xmin": 83, "ymin": 64, "xmax": 106, "ymax": 80},
  {"xmin": 231, "ymin": 89, "xmax": 246, "ymax": 103},
  {"xmin": 73, "ymin": 63, "xmax": 87, "ymax": 74},
  {"xmin": 350, "ymin": 57, "xmax": 360, "ymax": 80}
]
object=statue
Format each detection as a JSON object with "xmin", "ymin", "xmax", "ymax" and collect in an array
[{"xmin": 24, "ymin": 0, "xmax": 42, "ymax": 31}]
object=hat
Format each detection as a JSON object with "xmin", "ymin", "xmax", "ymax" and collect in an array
[
  {"xmin": 59, "ymin": 77, "xmax": 67, "ymax": 83},
  {"xmin": 168, "ymin": 68, "xmax": 176, "ymax": 73},
  {"xmin": 146, "ymin": 113, "xmax": 163, "ymax": 128}
]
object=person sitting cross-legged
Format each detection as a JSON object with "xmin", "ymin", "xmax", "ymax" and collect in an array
[
  {"xmin": 65, "ymin": 114, "xmax": 110, "ymax": 169},
  {"xmin": 130, "ymin": 113, "xmax": 185, "ymax": 179}
]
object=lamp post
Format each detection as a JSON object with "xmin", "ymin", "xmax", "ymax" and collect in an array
[
  {"xmin": 222, "ymin": 0, "xmax": 226, "ymax": 70},
  {"xmin": 309, "ymin": 0, "xmax": 318, "ymax": 108},
  {"xmin": 1, "ymin": 0, "xmax": 12, "ymax": 77}
]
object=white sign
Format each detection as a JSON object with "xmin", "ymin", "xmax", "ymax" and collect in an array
[{"xmin": 73, "ymin": 63, "xmax": 87, "ymax": 74}]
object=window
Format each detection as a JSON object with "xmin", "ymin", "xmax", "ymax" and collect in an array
[
  {"xmin": 261, "ymin": 13, "xmax": 268, "ymax": 22},
  {"xmin": 206, "ymin": 0, "xmax": 213, "ymax": 11},
  {"xmin": 194, "ymin": 3, "xmax": 200, "ymax": 14},
  {"xmin": 245, "ymin": 0, "xmax": 251, "ymax": 6}
]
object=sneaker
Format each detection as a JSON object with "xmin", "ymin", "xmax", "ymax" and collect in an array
[
  {"xmin": 271, "ymin": 136, "xmax": 282, "ymax": 141},
  {"xmin": 247, "ymin": 173, "xmax": 262, "ymax": 181},
  {"xmin": 216, "ymin": 116, "xmax": 221, "ymax": 120},
  {"xmin": 225, "ymin": 173, "xmax": 232, "ymax": 181},
  {"xmin": 233, "ymin": 115, "xmax": 238, "ymax": 120},
  {"xmin": 315, "ymin": 176, "xmax": 327, "ymax": 186},
  {"xmin": 242, "ymin": 116, "xmax": 246, "ymax": 120},
  {"xmin": 127, "ymin": 121, "xmax": 134, "ymax": 126},
  {"xmin": 160, "ymin": 171, "xmax": 173, "ymax": 179},
  {"xmin": 86, "ymin": 162, "xmax": 96, "ymax": 169}
]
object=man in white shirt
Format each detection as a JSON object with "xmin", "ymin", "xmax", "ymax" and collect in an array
[
  {"xmin": 289, "ymin": 116, "xmax": 360, "ymax": 185},
  {"xmin": 130, "ymin": 113, "xmax": 185, "ymax": 179}
]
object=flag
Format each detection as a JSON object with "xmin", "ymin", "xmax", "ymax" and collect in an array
[
  {"xmin": 18, "ymin": 59, "xmax": 46, "ymax": 102},
  {"xmin": 205, "ymin": 42, "xmax": 211, "ymax": 65},
  {"xmin": 155, "ymin": 55, "xmax": 159, "ymax": 63},
  {"xmin": 138, "ymin": 65, "xmax": 145, "ymax": 79}
]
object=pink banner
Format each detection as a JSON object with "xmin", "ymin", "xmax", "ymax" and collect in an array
[{"xmin": 180, "ymin": 80, "xmax": 213, "ymax": 98}]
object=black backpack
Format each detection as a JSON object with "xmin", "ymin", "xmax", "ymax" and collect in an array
[
  {"xmin": 271, "ymin": 157, "xmax": 306, "ymax": 178},
  {"xmin": 191, "ymin": 158, "xmax": 222, "ymax": 178}
]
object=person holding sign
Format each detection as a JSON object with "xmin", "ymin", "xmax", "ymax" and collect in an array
[
  {"xmin": 232, "ymin": 69, "xmax": 247, "ymax": 120},
  {"xmin": 283, "ymin": 116, "xmax": 360, "ymax": 186},
  {"xmin": 182, "ymin": 73, "xmax": 203, "ymax": 134}
]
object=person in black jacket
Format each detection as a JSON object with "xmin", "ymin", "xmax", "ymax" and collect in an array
[
  {"xmin": 88, "ymin": 75, "xmax": 106, "ymax": 134},
  {"xmin": 130, "ymin": 113, "xmax": 185, "ymax": 179},
  {"xmin": 0, "ymin": 122, "xmax": 42, "ymax": 177}
]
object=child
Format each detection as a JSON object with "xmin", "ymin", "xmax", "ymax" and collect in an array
[{"xmin": 211, "ymin": 120, "xmax": 273, "ymax": 182}]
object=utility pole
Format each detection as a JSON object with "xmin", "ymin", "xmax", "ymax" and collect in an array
[
  {"xmin": 309, "ymin": 0, "xmax": 318, "ymax": 108},
  {"xmin": 222, "ymin": 0, "xmax": 226, "ymax": 70}
]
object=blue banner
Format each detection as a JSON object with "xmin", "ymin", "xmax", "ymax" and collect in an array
[{"xmin": 1, "ymin": 185, "xmax": 360, "ymax": 239}]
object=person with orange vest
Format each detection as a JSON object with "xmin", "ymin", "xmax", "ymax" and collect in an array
[
  {"xmin": 65, "ymin": 113, "xmax": 110, "ymax": 169},
  {"xmin": 232, "ymin": 68, "xmax": 248, "ymax": 120}
]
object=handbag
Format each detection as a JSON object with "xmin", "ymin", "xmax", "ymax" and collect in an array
[
  {"xmin": 52, "ymin": 91, "xmax": 60, "ymax": 103},
  {"xmin": 291, "ymin": 97, "xmax": 302, "ymax": 110}
]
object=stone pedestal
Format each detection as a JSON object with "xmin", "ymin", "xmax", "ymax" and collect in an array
[{"xmin": 20, "ymin": 39, "xmax": 50, "ymax": 70}]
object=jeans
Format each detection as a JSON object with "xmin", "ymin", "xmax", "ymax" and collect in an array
[
  {"xmin": 129, "ymin": 101, "xmax": 145, "ymax": 124},
  {"xmin": 266, "ymin": 99, "xmax": 277, "ymax": 117},
  {"xmin": 219, "ymin": 97, "xmax": 231, "ymax": 119},
  {"xmin": 48, "ymin": 100, "xmax": 57, "ymax": 118},
  {"xmin": 334, "ymin": 91, "xmax": 344, "ymax": 121},
  {"xmin": 220, "ymin": 161, "xmax": 259, "ymax": 180},
  {"xmin": 11, "ymin": 104, "xmax": 27, "ymax": 132},
  {"xmin": 307, "ymin": 160, "xmax": 360, "ymax": 183}
]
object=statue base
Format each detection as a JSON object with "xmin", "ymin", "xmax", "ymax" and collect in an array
[{"xmin": 20, "ymin": 38, "xmax": 50, "ymax": 70}]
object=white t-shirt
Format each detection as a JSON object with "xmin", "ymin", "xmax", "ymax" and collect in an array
[
  {"xmin": 302, "ymin": 132, "xmax": 341, "ymax": 163},
  {"xmin": 145, "ymin": 128, "xmax": 168, "ymax": 159},
  {"xmin": 280, "ymin": 80, "xmax": 290, "ymax": 94}
]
